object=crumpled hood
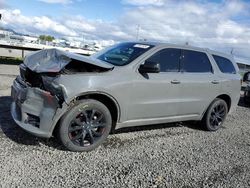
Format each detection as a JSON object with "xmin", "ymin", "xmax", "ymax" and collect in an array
[{"xmin": 24, "ymin": 48, "xmax": 114, "ymax": 73}]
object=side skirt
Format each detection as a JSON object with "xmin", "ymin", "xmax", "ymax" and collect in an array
[{"xmin": 115, "ymin": 114, "xmax": 201, "ymax": 129}]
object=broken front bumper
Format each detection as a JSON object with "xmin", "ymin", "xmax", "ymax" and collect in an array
[{"xmin": 11, "ymin": 76, "xmax": 60, "ymax": 138}]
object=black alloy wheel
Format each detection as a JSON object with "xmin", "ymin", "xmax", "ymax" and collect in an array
[
  {"xmin": 202, "ymin": 98, "xmax": 228, "ymax": 131},
  {"xmin": 209, "ymin": 102, "xmax": 226, "ymax": 129},
  {"xmin": 68, "ymin": 109, "xmax": 106, "ymax": 147},
  {"xmin": 59, "ymin": 99, "xmax": 112, "ymax": 152}
]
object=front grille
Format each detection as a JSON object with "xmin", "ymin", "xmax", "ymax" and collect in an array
[
  {"xmin": 19, "ymin": 63, "xmax": 27, "ymax": 80},
  {"xmin": 19, "ymin": 63, "xmax": 43, "ymax": 88},
  {"xmin": 26, "ymin": 113, "xmax": 40, "ymax": 128},
  {"xmin": 13, "ymin": 77, "xmax": 28, "ymax": 103},
  {"xmin": 16, "ymin": 76, "xmax": 28, "ymax": 88}
]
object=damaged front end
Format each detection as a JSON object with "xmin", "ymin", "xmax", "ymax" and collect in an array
[
  {"xmin": 11, "ymin": 49, "xmax": 113, "ymax": 138},
  {"xmin": 11, "ymin": 76, "xmax": 59, "ymax": 137},
  {"xmin": 11, "ymin": 64, "xmax": 66, "ymax": 138}
]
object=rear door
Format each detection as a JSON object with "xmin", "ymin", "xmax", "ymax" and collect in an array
[
  {"xmin": 177, "ymin": 49, "xmax": 221, "ymax": 116},
  {"xmin": 212, "ymin": 55, "xmax": 241, "ymax": 109}
]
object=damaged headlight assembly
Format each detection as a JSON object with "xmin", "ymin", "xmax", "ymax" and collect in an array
[{"xmin": 41, "ymin": 76, "xmax": 66, "ymax": 106}]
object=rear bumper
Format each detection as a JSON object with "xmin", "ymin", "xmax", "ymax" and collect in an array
[{"xmin": 11, "ymin": 76, "xmax": 60, "ymax": 138}]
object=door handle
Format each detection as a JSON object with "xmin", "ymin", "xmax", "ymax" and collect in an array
[
  {"xmin": 171, "ymin": 80, "xmax": 181, "ymax": 84},
  {"xmin": 211, "ymin": 80, "xmax": 220, "ymax": 84}
]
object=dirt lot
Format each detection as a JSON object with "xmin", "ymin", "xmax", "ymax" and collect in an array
[{"xmin": 0, "ymin": 64, "xmax": 250, "ymax": 187}]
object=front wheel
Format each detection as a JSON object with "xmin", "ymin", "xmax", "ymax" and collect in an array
[
  {"xmin": 202, "ymin": 98, "xmax": 228, "ymax": 131},
  {"xmin": 59, "ymin": 99, "xmax": 112, "ymax": 152}
]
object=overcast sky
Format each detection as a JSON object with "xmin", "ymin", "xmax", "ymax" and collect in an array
[{"xmin": 0, "ymin": 0, "xmax": 250, "ymax": 59}]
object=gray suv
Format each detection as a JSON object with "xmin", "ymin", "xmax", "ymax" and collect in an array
[{"xmin": 11, "ymin": 42, "xmax": 241, "ymax": 151}]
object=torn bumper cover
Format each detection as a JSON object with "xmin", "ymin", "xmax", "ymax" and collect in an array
[{"xmin": 11, "ymin": 76, "xmax": 60, "ymax": 138}]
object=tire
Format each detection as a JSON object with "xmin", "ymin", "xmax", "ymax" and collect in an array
[
  {"xmin": 59, "ymin": 99, "xmax": 112, "ymax": 152},
  {"xmin": 202, "ymin": 98, "xmax": 228, "ymax": 131}
]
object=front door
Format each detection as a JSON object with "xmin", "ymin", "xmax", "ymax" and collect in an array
[{"xmin": 127, "ymin": 48, "xmax": 182, "ymax": 121}]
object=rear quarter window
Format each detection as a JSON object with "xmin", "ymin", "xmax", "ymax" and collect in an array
[{"xmin": 212, "ymin": 55, "xmax": 236, "ymax": 74}]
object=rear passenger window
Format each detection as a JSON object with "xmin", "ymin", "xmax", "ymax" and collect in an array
[
  {"xmin": 146, "ymin": 48, "xmax": 181, "ymax": 72},
  {"xmin": 181, "ymin": 50, "xmax": 212, "ymax": 73},
  {"xmin": 213, "ymin": 55, "xmax": 236, "ymax": 74}
]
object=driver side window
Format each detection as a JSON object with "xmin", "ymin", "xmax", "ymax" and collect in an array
[{"xmin": 145, "ymin": 48, "xmax": 181, "ymax": 72}]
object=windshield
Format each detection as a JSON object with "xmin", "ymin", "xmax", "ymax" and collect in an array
[{"xmin": 97, "ymin": 42, "xmax": 154, "ymax": 66}]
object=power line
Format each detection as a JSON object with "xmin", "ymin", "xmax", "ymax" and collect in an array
[{"xmin": 136, "ymin": 24, "xmax": 140, "ymax": 40}]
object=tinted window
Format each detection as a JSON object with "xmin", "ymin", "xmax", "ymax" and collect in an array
[
  {"xmin": 97, "ymin": 42, "xmax": 154, "ymax": 66},
  {"xmin": 181, "ymin": 50, "xmax": 212, "ymax": 73},
  {"xmin": 213, "ymin": 55, "xmax": 236, "ymax": 74},
  {"xmin": 145, "ymin": 48, "xmax": 181, "ymax": 72}
]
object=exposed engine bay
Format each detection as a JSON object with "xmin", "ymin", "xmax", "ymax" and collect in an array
[{"xmin": 18, "ymin": 49, "xmax": 114, "ymax": 105}]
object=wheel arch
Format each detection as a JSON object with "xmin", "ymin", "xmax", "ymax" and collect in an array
[
  {"xmin": 201, "ymin": 94, "xmax": 231, "ymax": 120},
  {"xmin": 52, "ymin": 91, "xmax": 121, "ymax": 136},
  {"xmin": 216, "ymin": 94, "xmax": 231, "ymax": 111},
  {"xmin": 74, "ymin": 91, "xmax": 121, "ymax": 123}
]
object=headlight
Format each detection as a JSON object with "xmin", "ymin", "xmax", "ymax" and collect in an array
[{"xmin": 41, "ymin": 76, "xmax": 64, "ymax": 102}]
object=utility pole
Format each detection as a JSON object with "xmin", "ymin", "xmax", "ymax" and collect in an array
[
  {"xmin": 0, "ymin": 14, "xmax": 2, "ymax": 20},
  {"xmin": 136, "ymin": 24, "xmax": 140, "ymax": 41},
  {"xmin": 231, "ymin": 48, "xmax": 234, "ymax": 56}
]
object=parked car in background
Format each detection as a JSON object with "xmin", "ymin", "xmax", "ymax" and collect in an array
[
  {"xmin": 11, "ymin": 42, "xmax": 241, "ymax": 152},
  {"xmin": 243, "ymin": 71, "xmax": 250, "ymax": 104}
]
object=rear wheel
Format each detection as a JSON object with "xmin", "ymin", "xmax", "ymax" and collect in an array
[
  {"xmin": 59, "ymin": 99, "xmax": 112, "ymax": 152},
  {"xmin": 202, "ymin": 98, "xmax": 228, "ymax": 131}
]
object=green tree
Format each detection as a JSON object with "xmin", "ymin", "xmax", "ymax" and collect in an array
[{"xmin": 39, "ymin": 35, "xmax": 55, "ymax": 42}]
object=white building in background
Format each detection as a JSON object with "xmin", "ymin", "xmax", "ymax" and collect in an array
[
  {"xmin": 0, "ymin": 29, "xmax": 13, "ymax": 36},
  {"xmin": 23, "ymin": 36, "xmax": 38, "ymax": 43},
  {"xmin": 69, "ymin": 41, "xmax": 82, "ymax": 48}
]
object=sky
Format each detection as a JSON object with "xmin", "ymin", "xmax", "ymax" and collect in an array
[{"xmin": 0, "ymin": 0, "xmax": 250, "ymax": 59}]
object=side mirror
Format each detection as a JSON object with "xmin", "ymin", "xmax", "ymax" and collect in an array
[
  {"xmin": 138, "ymin": 61, "xmax": 160, "ymax": 73},
  {"xmin": 243, "ymin": 72, "xmax": 250, "ymax": 82}
]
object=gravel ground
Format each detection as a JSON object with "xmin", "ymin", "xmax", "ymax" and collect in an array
[{"xmin": 0, "ymin": 65, "xmax": 250, "ymax": 187}]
